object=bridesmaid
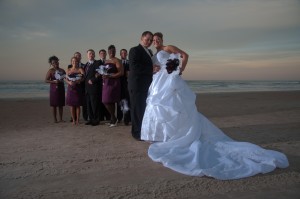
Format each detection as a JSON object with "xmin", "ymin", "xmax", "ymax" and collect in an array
[
  {"xmin": 45, "ymin": 56, "xmax": 66, "ymax": 123},
  {"xmin": 65, "ymin": 57, "xmax": 85, "ymax": 125},
  {"xmin": 101, "ymin": 45, "xmax": 123, "ymax": 127}
]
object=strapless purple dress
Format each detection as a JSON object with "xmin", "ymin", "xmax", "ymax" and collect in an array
[
  {"xmin": 102, "ymin": 63, "xmax": 121, "ymax": 103},
  {"xmin": 66, "ymin": 73, "xmax": 83, "ymax": 106},
  {"xmin": 49, "ymin": 72, "xmax": 65, "ymax": 107}
]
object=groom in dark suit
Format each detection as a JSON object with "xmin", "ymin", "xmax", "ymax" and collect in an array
[
  {"xmin": 128, "ymin": 31, "xmax": 154, "ymax": 140},
  {"xmin": 84, "ymin": 49, "xmax": 102, "ymax": 126}
]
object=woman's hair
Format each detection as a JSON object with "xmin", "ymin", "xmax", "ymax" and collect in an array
[
  {"xmin": 70, "ymin": 56, "xmax": 77, "ymax": 64},
  {"xmin": 48, "ymin": 55, "xmax": 59, "ymax": 64},
  {"xmin": 154, "ymin": 32, "xmax": 163, "ymax": 40},
  {"xmin": 108, "ymin": 45, "xmax": 116, "ymax": 50}
]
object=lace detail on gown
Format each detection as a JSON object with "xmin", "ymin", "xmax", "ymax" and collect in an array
[{"xmin": 140, "ymin": 50, "xmax": 289, "ymax": 180}]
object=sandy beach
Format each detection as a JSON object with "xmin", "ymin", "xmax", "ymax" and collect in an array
[{"xmin": 0, "ymin": 91, "xmax": 299, "ymax": 199}]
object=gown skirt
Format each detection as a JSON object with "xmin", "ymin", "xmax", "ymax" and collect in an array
[{"xmin": 141, "ymin": 50, "xmax": 289, "ymax": 180}]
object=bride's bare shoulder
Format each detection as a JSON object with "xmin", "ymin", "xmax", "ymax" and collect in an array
[{"xmin": 164, "ymin": 45, "xmax": 179, "ymax": 53}]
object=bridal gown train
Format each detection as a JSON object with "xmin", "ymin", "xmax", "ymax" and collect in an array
[{"xmin": 141, "ymin": 50, "xmax": 289, "ymax": 180}]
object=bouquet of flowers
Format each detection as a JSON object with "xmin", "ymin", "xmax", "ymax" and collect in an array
[
  {"xmin": 54, "ymin": 70, "xmax": 66, "ymax": 80},
  {"xmin": 166, "ymin": 58, "xmax": 180, "ymax": 74},
  {"xmin": 96, "ymin": 64, "xmax": 112, "ymax": 75},
  {"xmin": 67, "ymin": 73, "xmax": 83, "ymax": 82}
]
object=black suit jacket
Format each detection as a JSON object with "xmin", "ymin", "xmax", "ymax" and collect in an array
[
  {"xmin": 128, "ymin": 44, "xmax": 153, "ymax": 92},
  {"xmin": 84, "ymin": 60, "xmax": 102, "ymax": 95}
]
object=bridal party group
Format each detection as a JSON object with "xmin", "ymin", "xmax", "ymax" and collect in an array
[{"xmin": 45, "ymin": 46, "xmax": 130, "ymax": 127}]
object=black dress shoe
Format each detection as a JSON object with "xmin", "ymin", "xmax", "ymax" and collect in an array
[
  {"xmin": 132, "ymin": 135, "xmax": 143, "ymax": 141},
  {"xmin": 92, "ymin": 122, "xmax": 99, "ymax": 126},
  {"xmin": 134, "ymin": 137, "xmax": 143, "ymax": 141},
  {"xmin": 85, "ymin": 121, "xmax": 92, "ymax": 125}
]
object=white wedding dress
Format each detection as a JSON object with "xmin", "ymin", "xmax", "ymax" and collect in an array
[{"xmin": 141, "ymin": 50, "xmax": 289, "ymax": 180}]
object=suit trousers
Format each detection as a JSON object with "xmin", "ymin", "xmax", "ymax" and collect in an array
[
  {"xmin": 86, "ymin": 93, "xmax": 100, "ymax": 124},
  {"xmin": 129, "ymin": 90, "xmax": 148, "ymax": 139}
]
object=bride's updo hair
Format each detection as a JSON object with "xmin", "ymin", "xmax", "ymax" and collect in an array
[{"xmin": 154, "ymin": 32, "xmax": 163, "ymax": 40}]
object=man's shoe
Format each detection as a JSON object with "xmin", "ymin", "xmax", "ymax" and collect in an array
[
  {"xmin": 92, "ymin": 121, "xmax": 100, "ymax": 126},
  {"xmin": 132, "ymin": 135, "xmax": 142, "ymax": 141},
  {"xmin": 134, "ymin": 137, "xmax": 143, "ymax": 141},
  {"xmin": 85, "ymin": 121, "xmax": 92, "ymax": 125}
]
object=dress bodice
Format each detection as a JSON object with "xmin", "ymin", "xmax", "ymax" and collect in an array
[
  {"xmin": 68, "ymin": 72, "xmax": 80, "ymax": 77},
  {"xmin": 105, "ymin": 63, "xmax": 118, "ymax": 74},
  {"xmin": 153, "ymin": 50, "xmax": 180, "ymax": 69}
]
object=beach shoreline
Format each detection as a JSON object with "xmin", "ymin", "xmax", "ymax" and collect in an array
[{"xmin": 0, "ymin": 91, "xmax": 300, "ymax": 198}]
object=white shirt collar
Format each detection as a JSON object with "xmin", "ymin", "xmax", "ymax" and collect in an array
[{"xmin": 142, "ymin": 46, "xmax": 152, "ymax": 57}]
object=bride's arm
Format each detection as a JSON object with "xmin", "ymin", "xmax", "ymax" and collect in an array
[{"xmin": 165, "ymin": 45, "xmax": 189, "ymax": 73}]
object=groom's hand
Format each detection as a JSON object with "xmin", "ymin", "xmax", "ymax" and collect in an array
[{"xmin": 153, "ymin": 65, "xmax": 160, "ymax": 74}]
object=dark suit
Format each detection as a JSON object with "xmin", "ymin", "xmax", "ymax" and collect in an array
[
  {"xmin": 128, "ymin": 44, "xmax": 153, "ymax": 139},
  {"xmin": 84, "ymin": 60, "xmax": 102, "ymax": 125}
]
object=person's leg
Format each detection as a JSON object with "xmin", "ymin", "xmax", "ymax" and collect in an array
[
  {"xmin": 104, "ymin": 103, "xmax": 116, "ymax": 122},
  {"xmin": 58, "ymin": 106, "xmax": 64, "ymax": 122},
  {"xmin": 71, "ymin": 106, "xmax": 76, "ymax": 125},
  {"xmin": 116, "ymin": 102, "xmax": 123, "ymax": 122},
  {"xmin": 124, "ymin": 110, "xmax": 130, "ymax": 125},
  {"xmin": 82, "ymin": 97, "xmax": 88, "ymax": 121},
  {"xmin": 52, "ymin": 106, "xmax": 58, "ymax": 123},
  {"xmin": 90, "ymin": 94, "xmax": 100, "ymax": 125},
  {"xmin": 129, "ymin": 91, "xmax": 147, "ymax": 139},
  {"xmin": 76, "ymin": 106, "xmax": 80, "ymax": 125},
  {"xmin": 103, "ymin": 104, "xmax": 111, "ymax": 121},
  {"xmin": 85, "ymin": 94, "xmax": 93, "ymax": 125}
]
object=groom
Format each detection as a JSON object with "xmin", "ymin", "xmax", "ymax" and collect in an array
[{"xmin": 128, "ymin": 31, "xmax": 154, "ymax": 140}]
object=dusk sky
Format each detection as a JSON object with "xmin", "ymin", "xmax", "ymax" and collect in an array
[{"xmin": 0, "ymin": 0, "xmax": 299, "ymax": 81}]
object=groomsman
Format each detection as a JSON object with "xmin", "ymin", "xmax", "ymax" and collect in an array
[
  {"xmin": 84, "ymin": 49, "xmax": 102, "ymax": 126},
  {"xmin": 128, "ymin": 31, "xmax": 154, "ymax": 140},
  {"xmin": 117, "ymin": 49, "xmax": 131, "ymax": 125},
  {"xmin": 68, "ymin": 52, "xmax": 85, "ymax": 68}
]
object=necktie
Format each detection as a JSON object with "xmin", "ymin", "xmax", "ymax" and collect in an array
[
  {"xmin": 85, "ymin": 62, "xmax": 90, "ymax": 73},
  {"xmin": 148, "ymin": 49, "xmax": 153, "ymax": 56}
]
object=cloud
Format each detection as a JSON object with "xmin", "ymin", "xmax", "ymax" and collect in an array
[{"xmin": 0, "ymin": 0, "xmax": 299, "ymax": 80}]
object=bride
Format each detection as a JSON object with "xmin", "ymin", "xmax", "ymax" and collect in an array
[{"xmin": 140, "ymin": 32, "xmax": 289, "ymax": 180}]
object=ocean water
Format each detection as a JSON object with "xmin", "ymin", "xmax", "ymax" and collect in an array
[{"xmin": 0, "ymin": 80, "xmax": 299, "ymax": 99}]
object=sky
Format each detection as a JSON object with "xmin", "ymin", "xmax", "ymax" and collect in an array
[{"xmin": 0, "ymin": 0, "xmax": 300, "ymax": 81}]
